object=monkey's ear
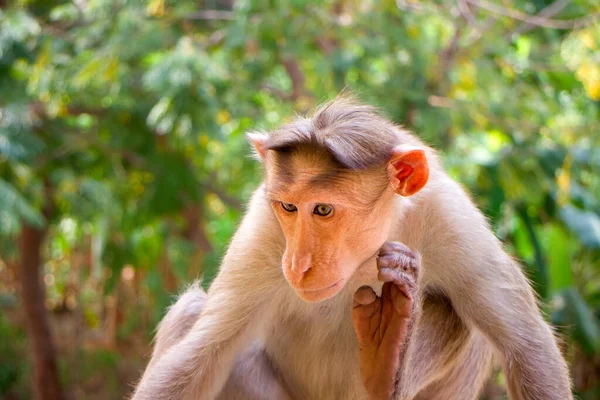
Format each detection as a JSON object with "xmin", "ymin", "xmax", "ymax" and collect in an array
[
  {"xmin": 247, "ymin": 132, "xmax": 269, "ymax": 162},
  {"xmin": 387, "ymin": 145, "xmax": 429, "ymax": 197}
]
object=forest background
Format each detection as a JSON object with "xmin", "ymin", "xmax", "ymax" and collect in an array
[{"xmin": 0, "ymin": 0, "xmax": 599, "ymax": 399}]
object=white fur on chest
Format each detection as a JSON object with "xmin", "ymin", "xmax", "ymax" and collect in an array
[
  {"xmin": 263, "ymin": 259, "xmax": 381, "ymax": 399},
  {"xmin": 264, "ymin": 290, "xmax": 367, "ymax": 400}
]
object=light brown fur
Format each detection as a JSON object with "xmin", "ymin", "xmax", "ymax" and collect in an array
[
  {"xmin": 147, "ymin": 284, "xmax": 292, "ymax": 400},
  {"xmin": 133, "ymin": 97, "xmax": 571, "ymax": 400}
]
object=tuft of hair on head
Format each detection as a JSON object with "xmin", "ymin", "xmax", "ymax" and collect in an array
[{"xmin": 263, "ymin": 93, "xmax": 402, "ymax": 170}]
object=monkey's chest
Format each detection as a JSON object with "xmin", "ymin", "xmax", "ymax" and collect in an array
[{"xmin": 264, "ymin": 302, "xmax": 368, "ymax": 400}]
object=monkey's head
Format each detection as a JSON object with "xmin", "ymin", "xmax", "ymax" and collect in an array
[{"xmin": 249, "ymin": 98, "xmax": 429, "ymax": 302}]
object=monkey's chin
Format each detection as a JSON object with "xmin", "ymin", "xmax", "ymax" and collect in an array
[{"xmin": 296, "ymin": 280, "xmax": 344, "ymax": 303}]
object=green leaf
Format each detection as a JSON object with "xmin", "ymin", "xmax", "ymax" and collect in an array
[
  {"xmin": 0, "ymin": 106, "xmax": 44, "ymax": 161},
  {"xmin": 561, "ymin": 288, "xmax": 600, "ymax": 354},
  {"xmin": 516, "ymin": 205, "xmax": 549, "ymax": 299},
  {"xmin": 0, "ymin": 179, "xmax": 44, "ymax": 228},
  {"xmin": 516, "ymin": 37, "xmax": 532, "ymax": 61},
  {"xmin": 560, "ymin": 206, "xmax": 600, "ymax": 249},
  {"xmin": 49, "ymin": 4, "xmax": 80, "ymax": 23},
  {"xmin": 543, "ymin": 224, "xmax": 574, "ymax": 293}
]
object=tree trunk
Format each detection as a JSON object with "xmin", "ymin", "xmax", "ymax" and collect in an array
[{"xmin": 18, "ymin": 221, "xmax": 65, "ymax": 400}]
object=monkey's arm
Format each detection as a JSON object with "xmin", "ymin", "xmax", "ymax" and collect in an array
[
  {"xmin": 431, "ymin": 187, "xmax": 572, "ymax": 399},
  {"xmin": 451, "ymin": 255, "xmax": 571, "ymax": 399},
  {"xmin": 132, "ymin": 189, "xmax": 285, "ymax": 400}
]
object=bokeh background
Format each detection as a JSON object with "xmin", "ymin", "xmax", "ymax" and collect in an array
[{"xmin": 0, "ymin": 0, "xmax": 599, "ymax": 399}]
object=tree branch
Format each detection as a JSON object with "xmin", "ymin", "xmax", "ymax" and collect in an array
[
  {"xmin": 205, "ymin": 176, "xmax": 242, "ymax": 210},
  {"xmin": 395, "ymin": 0, "xmax": 422, "ymax": 12},
  {"xmin": 282, "ymin": 57, "xmax": 308, "ymax": 101},
  {"xmin": 184, "ymin": 10, "xmax": 235, "ymax": 20},
  {"xmin": 511, "ymin": 0, "xmax": 571, "ymax": 37},
  {"xmin": 466, "ymin": 0, "xmax": 599, "ymax": 29},
  {"xmin": 457, "ymin": 0, "xmax": 475, "ymax": 25},
  {"xmin": 29, "ymin": 103, "xmax": 106, "ymax": 118},
  {"xmin": 260, "ymin": 84, "xmax": 291, "ymax": 101}
]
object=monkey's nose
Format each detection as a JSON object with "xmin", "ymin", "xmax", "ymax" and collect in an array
[{"xmin": 291, "ymin": 253, "xmax": 312, "ymax": 276}]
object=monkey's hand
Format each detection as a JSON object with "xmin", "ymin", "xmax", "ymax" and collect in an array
[{"xmin": 352, "ymin": 242, "xmax": 420, "ymax": 400}]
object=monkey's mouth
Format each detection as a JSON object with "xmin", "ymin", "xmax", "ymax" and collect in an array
[{"xmin": 296, "ymin": 279, "xmax": 344, "ymax": 302}]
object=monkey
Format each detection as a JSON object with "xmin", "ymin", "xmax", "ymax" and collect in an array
[{"xmin": 132, "ymin": 96, "xmax": 572, "ymax": 400}]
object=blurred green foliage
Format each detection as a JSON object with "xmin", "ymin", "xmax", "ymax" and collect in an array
[
  {"xmin": 0, "ymin": 0, "xmax": 599, "ymax": 398},
  {"xmin": 0, "ymin": 315, "xmax": 27, "ymax": 395}
]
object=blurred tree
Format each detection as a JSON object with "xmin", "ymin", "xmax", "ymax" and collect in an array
[{"xmin": 17, "ymin": 182, "xmax": 64, "ymax": 400}]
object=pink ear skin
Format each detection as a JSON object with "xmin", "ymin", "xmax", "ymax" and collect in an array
[
  {"xmin": 388, "ymin": 145, "xmax": 429, "ymax": 197},
  {"xmin": 247, "ymin": 132, "xmax": 269, "ymax": 162}
]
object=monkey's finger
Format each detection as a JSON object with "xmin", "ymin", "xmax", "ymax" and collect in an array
[
  {"xmin": 380, "ymin": 282, "xmax": 411, "ymax": 334},
  {"xmin": 352, "ymin": 294, "xmax": 381, "ymax": 320},
  {"xmin": 379, "ymin": 283, "xmax": 413, "ymax": 355},
  {"xmin": 352, "ymin": 293, "xmax": 382, "ymax": 348},
  {"xmin": 390, "ymin": 282, "xmax": 413, "ymax": 318},
  {"xmin": 378, "ymin": 268, "xmax": 415, "ymax": 291},
  {"xmin": 377, "ymin": 254, "xmax": 416, "ymax": 271},
  {"xmin": 353, "ymin": 286, "xmax": 377, "ymax": 306},
  {"xmin": 378, "ymin": 267, "xmax": 397, "ymax": 283},
  {"xmin": 378, "ymin": 248, "xmax": 418, "ymax": 266},
  {"xmin": 378, "ymin": 241, "xmax": 414, "ymax": 257},
  {"xmin": 380, "ymin": 282, "xmax": 394, "ymax": 335}
]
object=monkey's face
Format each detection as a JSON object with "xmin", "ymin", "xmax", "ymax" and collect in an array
[
  {"xmin": 269, "ymin": 180, "xmax": 398, "ymax": 302},
  {"xmin": 264, "ymin": 154, "xmax": 403, "ymax": 302},
  {"xmin": 252, "ymin": 133, "xmax": 430, "ymax": 303}
]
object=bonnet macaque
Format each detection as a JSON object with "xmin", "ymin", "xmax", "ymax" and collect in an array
[{"xmin": 133, "ymin": 97, "xmax": 571, "ymax": 399}]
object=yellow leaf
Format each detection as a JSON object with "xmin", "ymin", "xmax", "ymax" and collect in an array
[
  {"xmin": 56, "ymin": 101, "xmax": 69, "ymax": 118},
  {"xmin": 584, "ymin": 79, "xmax": 600, "ymax": 101},
  {"xmin": 496, "ymin": 58, "xmax": 515, "ymax": 78},
  {"xmin": 575, "ymin": 62, "xmax": 600, "ymax": 101},
  {"xmin": 295, "ymin": 95, "xmax": 313, "ymax": 111},
  {"xmin": 30, "ymin": 42, "xmax": 50, "ymax": 89},
  {"xmin": 575, "ymin": 62, "xmax": 596, "ymax": 80},
  {"xmin": 457, "ymin": 61, "xmax": 477, "ymax": 91},
  {"xmin": 134, "ymin": 184, "xmax": 145, "ymax": 196},
  {"xmin": 39, "ymin": 91, "xmax": 51, "ymax": 103},
  {"xmin": 216, "ymin": 110, "xmax": 231, "ymax": 124},
  {"xmin": 62, "ymin": 181, "xmax": 77, "ymax": 194},
  {"xmin": 184, "ymin": 144, "xmax": 194, "ymax": 158},
  {"xmin": 407, "ymin": 25, "xmax": 419, "ymax": 39},
  {"xmin": 557, "ymin": 155, "xmax": 572, "ymax": 206},
  {"xmin": 74, "ymin": 58, "xmax": 105, "ymax": 88},
  {"xmin": 198, "ymin": 134, "xmax": 209, "ymax": 147},
  {"xmin": 579, "ymin": 30, "xmax": 597, "ymax": 50},
  {"xmin": 147, "ymin": 0, "xmax": 165, "ymax": 17},
  {"xmin": 84, "ymin": 309, "xmax": 100, "ymax": 328},
  {"xmin": 104, "ymin": 57, "xmax": 119, "ymax": 82},
  {"xmin": 207, "ymin": 193, "xmax": 226, "ymax": 216}
]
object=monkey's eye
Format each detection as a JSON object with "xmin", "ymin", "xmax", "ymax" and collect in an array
[
  {"xmin": 313, "ymin": 204, "xmax": 333, "ymax": 216},
  {"xmin": 281, "ymin": 202, "xmax": 298, "ymax": 212}
]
